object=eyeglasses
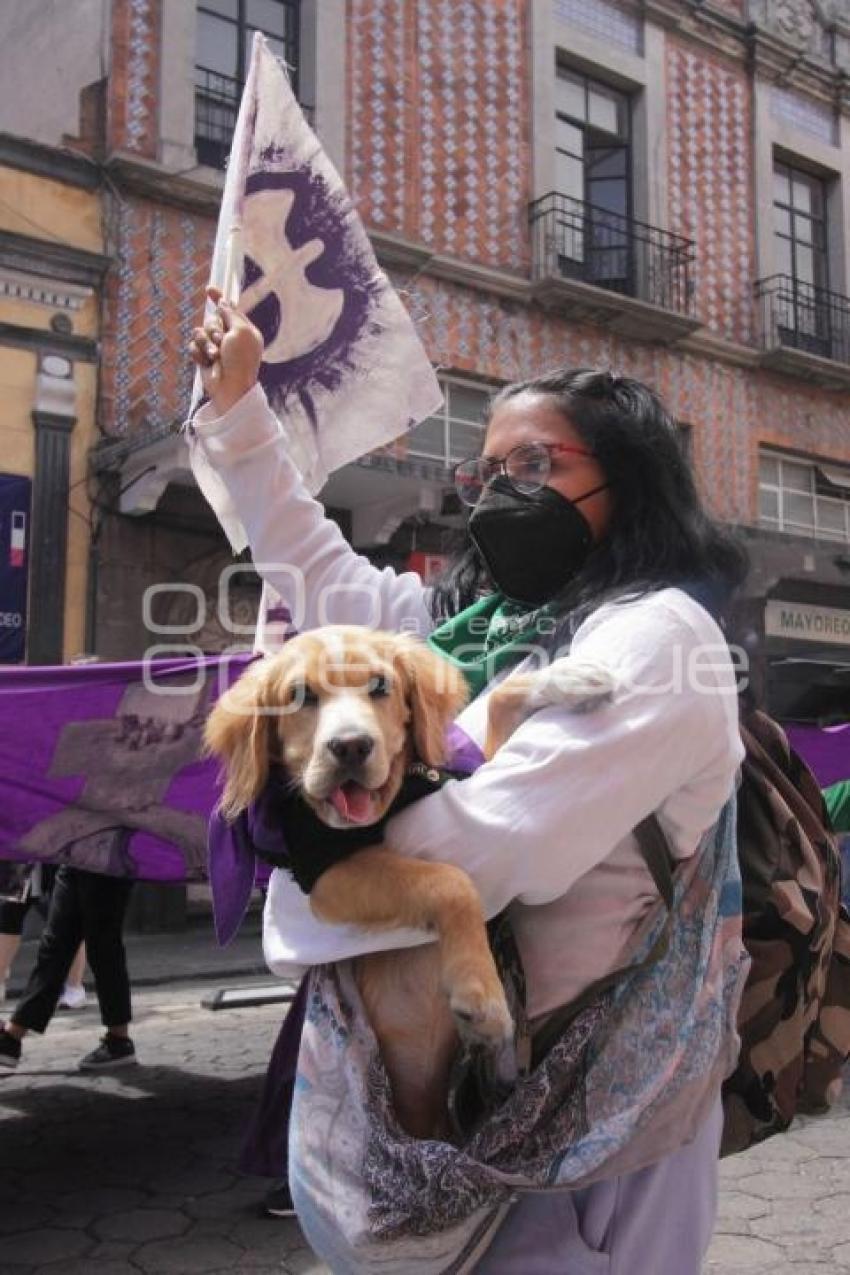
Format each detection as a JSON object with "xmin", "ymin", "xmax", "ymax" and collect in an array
[{"xmin": 453, "ymin": 441, "xmax": 595, "ymax": 507}]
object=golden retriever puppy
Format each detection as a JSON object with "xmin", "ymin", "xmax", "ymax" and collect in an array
[
  {"xmin": 206, "ymin": 626, "xmax": 614, "ymax": 1137},
  {"xmin": 206, "ymin": 626, "xmax": 508, "ymax": 1135}
]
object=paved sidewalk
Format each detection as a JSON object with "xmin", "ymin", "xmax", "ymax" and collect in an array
[
  {"xmin": 0, "ymin": 979, "xmax": 325, "ymax": 1275},
  {"xmin": 705, "ymin": 1077, "xmax": 850, "ymax": 1274}
]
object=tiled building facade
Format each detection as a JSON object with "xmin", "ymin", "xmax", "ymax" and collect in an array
[{"xmin": 1, "ymin": 0, "xmax": 850, "ymax": 720}]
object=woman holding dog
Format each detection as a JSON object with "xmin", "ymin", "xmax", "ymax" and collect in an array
[{"xmin": 190, "ymin": 296, "xmax": 747, "ymax": 1275}]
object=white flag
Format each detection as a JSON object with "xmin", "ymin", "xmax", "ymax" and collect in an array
[{"xmin": 189, "ymin": 32, "xmax": 443, "ymax": 552}]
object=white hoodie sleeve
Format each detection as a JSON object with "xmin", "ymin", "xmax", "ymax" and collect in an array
[
  {"xmin": 192, "ymin": 385, "xmax": 433, "ymax": 637},
  {"xmin": 262, "ymin": 589, "xmax": 744, "ymax": 976}
]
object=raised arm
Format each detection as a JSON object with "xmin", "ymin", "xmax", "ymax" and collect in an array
[{"xmin": 189, "ymin": 295, "xmax": 432, "ymax": 636}]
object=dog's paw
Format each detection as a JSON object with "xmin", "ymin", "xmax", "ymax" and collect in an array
[
  {"xmin": 526, "ymin": 658, "xmax": 616, "ymax": 714},
  {"xmin": 449, "ymin": 978, "xmax": 514, "ymax": 1048}
]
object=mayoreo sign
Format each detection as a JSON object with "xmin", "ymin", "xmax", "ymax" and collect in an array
[{"xmin": 765, "ymin": 599, "xmax": 850, "ymax": 647}]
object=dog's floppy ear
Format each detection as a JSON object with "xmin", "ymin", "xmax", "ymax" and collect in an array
[
  {"xmin": 204, "ymin": 658, "xmax": 276, "ymax": 820},
  {"xmin": 398, "ymin": 640, "xmax": 469, "ymax": 767}
]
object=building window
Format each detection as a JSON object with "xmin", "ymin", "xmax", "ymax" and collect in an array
[
  {"xmin": 774, "ymin": 162, "xmax": 828, "ymax": 293},
  {"xmin": 195, "ymin": 0, "xmax": 301, "ymax": 169},
  {"xmin": 407, "ymin": 379, "xmax": 491, "ymax": 469},
  {"xmin": 554, "ymin": 67, "xmax": 631, "ymax": 286},
  {"xmin": 759, "ymin": 450, "xmax": 850, "ymax": 543},
  {"xmin": 771, "ymin": 161, "xmax": 834, "ymax": 354}
]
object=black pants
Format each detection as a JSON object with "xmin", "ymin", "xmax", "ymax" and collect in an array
[{"xmin": 11, "ymin": 866, "xmax": 134, "ymax": 1034}]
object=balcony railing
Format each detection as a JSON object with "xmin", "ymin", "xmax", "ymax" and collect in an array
[
  {"xmin": 756, "ymin": 274, "xmax": 850, "ymax": 368},
  {"xmin": 529, "ymin": 192, "xmax": 695, "ymax": 318},
  {"xmin": 194, "ymin": 66, "xmax": 313, "ymax": 169}
]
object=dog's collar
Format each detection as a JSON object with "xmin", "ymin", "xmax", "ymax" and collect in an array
[{"xmin": 405, "ymin": 760, "xmax": 444, "ymax": 785}]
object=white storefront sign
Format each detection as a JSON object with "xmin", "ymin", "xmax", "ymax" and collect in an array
[{"xmin": 765, "ymin": 599, "xmax": 850, "ymax": 646}]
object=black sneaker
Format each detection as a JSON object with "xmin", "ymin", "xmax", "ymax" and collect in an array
[
  {"xmin": 78, "ymin": 1033, "xmax": 136, "ymax": 1072},
  {"xmin": 0, "ymin": 1027, "xmax": 21, "ymax": 1071},
  {"xmin": 262, "ymin": 1182, "xmax": 296, "ymax": 1218}
]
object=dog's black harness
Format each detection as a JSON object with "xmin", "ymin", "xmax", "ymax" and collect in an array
[{"xmin": 256, "ymin": 762, "xmax": 465, "ymax": 894}]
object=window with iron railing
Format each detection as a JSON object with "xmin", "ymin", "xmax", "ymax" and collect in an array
[
  {"xmin": 529, "ymin": 192, "xmax": 695, "ymax": 315},
  {"xmin": 554, "ymin": 66, "xmax": 631, "ymax": 287},
  {"xmin": 406, "ymin": 379, "xmax": 492, "ymax": 469},
  {"xmin": 759, "ymin": 450, "xmax": 850, "ymax": 543},
  {"xmin": 195, "ymin": 0, "xmax": 301, "ymax": 169},
  {"xmin": 755, "ymin": 274, "xmax": 850, "ymax": 366},
  {"xmin": 765, "ymin": 160, "xmax": 837, "ymax": 354}
]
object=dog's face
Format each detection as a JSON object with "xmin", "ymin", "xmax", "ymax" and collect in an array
[{"xmin": 205, "ymin": 626, "xmax": 469, "ymax": 828}]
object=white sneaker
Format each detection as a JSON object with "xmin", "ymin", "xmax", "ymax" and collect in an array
[{"xmin": 58, "ymin": 984, "xmax": 87, "ymax": 1010}]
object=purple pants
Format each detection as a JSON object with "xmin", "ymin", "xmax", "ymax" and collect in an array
[
  {"xmin": 475, "ymin": 1097, "xmax": 724, "ymax": 1275},
  {"xmin": 238, "ymin": 976, "xmax": 307, "ymax": 1179}
]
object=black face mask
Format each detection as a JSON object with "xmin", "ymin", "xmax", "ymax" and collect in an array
[{"xmin": 468, "ymin": 476, "xmax": 608, "ymax": 607}]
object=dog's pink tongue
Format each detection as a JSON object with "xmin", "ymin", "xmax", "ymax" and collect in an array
[{"xmin": 329, "ymin": 781, "xmax": 374, "ymax": 824}]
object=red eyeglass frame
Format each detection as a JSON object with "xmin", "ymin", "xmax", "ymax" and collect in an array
[{"xmin": 454, "ymin": 441, "xmax": 595, "ymax": 500}]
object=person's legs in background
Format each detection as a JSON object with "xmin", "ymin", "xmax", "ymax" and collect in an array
[
  {"xmin": 58, "ymin": 943, "xmax": 87, "ymax": 1010},
  {"xmin": 75, "ymin": 870, "xmax": 135, "ymax": 1071},
  {"xmin": 0, "ymin": 863, "xmax": 53, "ymax": 1003},
  {"xmin": 0, "ymin": 866, "xmax": 85, "ymax": 1068},
  {"xmin": 0, "ymin": 902, "xmax": 26, "ymax": 1004}
]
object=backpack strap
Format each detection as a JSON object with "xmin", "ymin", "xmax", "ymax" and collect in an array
[
  {"xmin": 530, "ymin": 813, "xmax": 676, "ymax": 1066},
  {"xmin": 633, "ymin": 813, "xmax": 676, "ymax": 909}
]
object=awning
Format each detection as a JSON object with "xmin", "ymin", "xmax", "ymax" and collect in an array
[{"xmin": 817, "ymin": 463, "xmax": 850, "ymax": 491}]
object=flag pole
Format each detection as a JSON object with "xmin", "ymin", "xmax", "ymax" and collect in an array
[{"xmin": 222, "ymin": 219, "xmax": 243, "ymax": 306}]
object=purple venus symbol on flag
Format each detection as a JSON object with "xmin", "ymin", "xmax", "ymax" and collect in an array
[
  {"xmin": 240, "ymin": 168, "xmax": 377, "ymax": 417},
  {"xmin": 240, "ymin": 187, "xmax": 344, "ymax": 364}
]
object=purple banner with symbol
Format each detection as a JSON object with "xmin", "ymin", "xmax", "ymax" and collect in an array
[
  {"xmin": 0, "ymin": 474, "xmax": 31, "ymax": 664},
  {"xmin": 0, "ymin": 653, "xmax": 255, "ymax": 882}
]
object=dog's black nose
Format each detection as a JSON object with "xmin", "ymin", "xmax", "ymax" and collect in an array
[{"xmin": 326, "ymin": 734, "xmax": 374, "ymax": 765}]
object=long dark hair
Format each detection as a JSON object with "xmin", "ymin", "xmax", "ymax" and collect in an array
[{"xmin": 430, "ymin": 367, "xmax": 748, "ymax": 630}]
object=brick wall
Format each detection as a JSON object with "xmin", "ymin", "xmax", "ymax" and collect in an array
[
  {"xmin": 348, "ymin": 0, "xmax": 531, "ymax": 271},
  {"xmin": 108, "ymin": 0, "xmax": 162, "ymax": 159},
  {"xmin": 101, "ymin": 196, "xmax": 214, "ymax": 435},
  {"xmin": 666, "ymin": 40, "xmax": 754, "ymax": 345}
]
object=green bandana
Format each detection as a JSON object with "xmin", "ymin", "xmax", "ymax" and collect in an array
[{"xmin": 427, "ymin": 593, "xmax": 557, "ymax": 697}]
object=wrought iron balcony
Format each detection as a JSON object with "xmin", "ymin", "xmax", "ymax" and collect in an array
[
  {"xmin": 528, "ymin": 192, "xmax": 699, "ymax": 342},
  {"xmin": 194, "ymin": 67, "xmax": 313, "ymax": 169},
  {"xmin": 755, "ymin": 274, "xmax": 850, "ymax": 386}
]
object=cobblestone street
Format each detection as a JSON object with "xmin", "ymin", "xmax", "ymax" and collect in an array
[
  {"xmin": 706, "ymin": 1077, "xmax": 850, "ymax": 1274},
  {"xmin": 0, "ymin": 980, "xmax": 328, "ymax": 1275},
  {"xmin": 2, "ymin": 975, "xmax": 850, "ymax": 1273}
]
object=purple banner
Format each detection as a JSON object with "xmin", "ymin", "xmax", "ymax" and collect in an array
[
  {"xmin": 0, "ymin": 654, "xmax": 254, "ymax": 882},
  {"xmin": 0, "ymin": 474, "xmax": 31, "ymax": 664},
  {"xmin": 786, "ymin": 723, "xmax": 850, "ymax": 789}
]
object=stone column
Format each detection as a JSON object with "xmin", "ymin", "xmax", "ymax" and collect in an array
[{"xmin": 28, "ymin": 354, "xmax": 77, "ymax": 664}]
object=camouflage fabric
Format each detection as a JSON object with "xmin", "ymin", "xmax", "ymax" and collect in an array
[{"xmin": 722, "ymin": 708, "xmax": 850, "ymax": 1156}]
